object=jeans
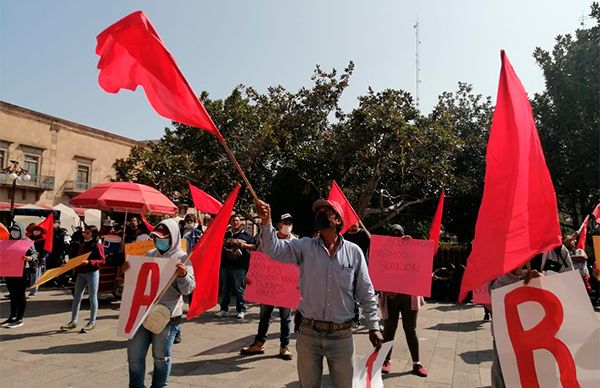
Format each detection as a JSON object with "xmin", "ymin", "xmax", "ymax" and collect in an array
[
  {"xmin": 71, "ymin": 270, "xmax": 99, "ymax": 324},
  {"xmin": 256, "ymin": 304, "xmax": 291, "ymax": 347},
  {"xmin": 219, "ymin": 267, "xmax": 246, "ymax": 312},
  {"xmin": 382, "ymin": 293, "xmax": 419, "ymax": 362},
  {"xmin": 128, "ymin": 323, "xmax": 180, "ymax": 388},
  {"xmin": 296, "ymin": 324, "xmax": 354, "ymax": 388},
  {"xmin": 28, "ymin": 265, "xmax": 44, "ymax": 295},
  {"xmin": 491, "ymin": 340, "xmax": 506, "ymax": 388}
]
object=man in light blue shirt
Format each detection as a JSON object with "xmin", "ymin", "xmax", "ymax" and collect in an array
[{"xmin": 256, "ymin": 198, "xmax": 383, "ymax": 388}]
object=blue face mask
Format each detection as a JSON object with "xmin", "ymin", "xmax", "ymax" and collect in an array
[{"xmin": 155, "ymin": 238, "xmax": 170, "ymax": 252}]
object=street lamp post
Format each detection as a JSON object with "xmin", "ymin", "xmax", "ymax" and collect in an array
[{"xmin": 0, "ymin": 160, "xmax": 31, "ymax": 224}]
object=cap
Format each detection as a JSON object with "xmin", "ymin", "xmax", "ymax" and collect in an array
[
  {"xmin": 150, "ymin": 225, "xmax": 170, "ymax": 239},
  {"xmin": 280, "ymin": 213, "xmax": 293, "ymax": 222},
  {"xmin": 103, "ymin": 218, "xmax": 113, "ymax": 227},
  {"xmin": 390, "ymin": 224, "xmax": 404, "ymax": 236},
  {"xmin": 312, "ymin": 199, "xmax": 345, "ymax": 221}
]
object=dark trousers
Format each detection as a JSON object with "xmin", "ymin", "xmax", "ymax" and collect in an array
[
  {"xmin": 382, "ymin": 294, "xmax": 419, "ymax": 362},
  {"xmin": 256, "ymin": 304, "xmax": 291, "ymax": 347},
  {"xmin": 219, "ymin": 267, "xmax": 246, "ymax": 313},
  {"xmin": 6, "ymin": 275, "xmax": 28, "ymax": 320}
]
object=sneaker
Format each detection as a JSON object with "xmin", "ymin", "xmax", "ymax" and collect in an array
[
  {"xmin": 236, "ymin": 311, "xmax": 245, "ymax": 320},
  {"xmin": 412, "ymin": 363, "xmax": 428, "ymax": 377},
  {"xmin": 483, "ymin": 312, "xmax": 490, "ymax": 321},
  {"xmin": 214, "ymin": 310, "xmax": 227, "ymax": 318},
  {"xmin": 61, "ymin": 322, "xmax": 78, "ymax": 331},
  {"xmin": 82, "ymin": 322, "xmax": 96, "ymax": 332},
  {"xmin": 28, "ymin": 293, "xmax": 37, "ymax": 298},
  {"xmin": 279, "ymin": 347, "xmax": 293, "ymax": 361},
  {"xmin": 241, "ymin": 341, "xmax": 265, "ymax": 355},
  {"xmin": 6, "ymin": 319, "xmax": 23, "ymax": 328},
  {"xmin": 174, "ymin": 331, "xmax": 182, "ymax": 344},
  {"xmin": 1, "ymin": 317, "xmax": 16, "ymax": 328},
  {"xmin": 382, "ymin": 360, "xmax": 391, "ymax": 374}
]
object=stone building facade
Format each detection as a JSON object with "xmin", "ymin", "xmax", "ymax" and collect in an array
[{"xmin": 0, "ymin": 101, "xmax": 141, "ymax": 207}]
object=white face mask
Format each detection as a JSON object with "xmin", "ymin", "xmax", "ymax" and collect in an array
[
  {"xmin": 281, "ymin": 224, "xmax": 293, "ymax": 235},
  {"xmin": 10, "ymin": 230, "xmax": 21, "ymax": 239}
]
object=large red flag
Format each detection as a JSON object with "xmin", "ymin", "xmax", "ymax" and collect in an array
[
  {"xmin": 577, "ymin": 216, "xmax": 589, "ymax": 250},
  {"xmin": 37, "ymin": 212, "xmax": 54, "ymax": 253},
  {"xmin": 458, "ymin": 51, "xmax": 562, "ymax": 301},
  {"xmin": 188, "ymin": 183, "xmax": 223, "ymax": 215},
  {"xmin": 428, "ymin": 191, "xmax": 445, "ymax": 253},
  {"xmin": 592, "ymin": 203, "xmax": 600, "ymax": 223},
  {"xmin": 187, "ymin": 184, "xmax": 240, "ymax": 319},
  {"xmin": 96, "ymin": 11, "xmax": 223, "ymax": 141},
  {"xmin": 140, "ymin": 214, "xmax": 154, "ymax": 232},
  {"xmin": 328, "ymin": 180, "xmax": 360, "ymax": 235}
]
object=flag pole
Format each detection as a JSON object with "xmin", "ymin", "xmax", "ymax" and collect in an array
[{"xmin": 218, "ymin": 137, "xmax": 260, "ymax": 203}]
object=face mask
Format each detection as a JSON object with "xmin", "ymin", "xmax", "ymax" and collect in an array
[
  {"xmin": 155, "ymin": 238, "xmax": 170, "ymax": 252},
  {"xmin": 281, "ymin": 225, "xmax": 293, "ymax": 235},
  {"xmin": 33, "ymin": 231, "xmax": 42, "ymax": 237},
  {"xmin": 185, "ymin": 222, "xmax": 194, "ymax": 229},
  {"xmin": 314, "ymin": 212, "xmax": 332, "ymax": 230},
  {"xmin": 10, "ymin": 230, "xmax": 21, "ymax": 239},
  {"xmin": 84, "ymin": 237, "xmax": 93, "ymax": 242}
]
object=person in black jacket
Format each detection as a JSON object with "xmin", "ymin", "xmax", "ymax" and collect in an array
[
  {"xmin": 1, "ymin": 224, "xmax": 38, "ymax": 329},
  {"xmin": 60, "ymin": 225, "xmax": 106, "ymax": 333}
]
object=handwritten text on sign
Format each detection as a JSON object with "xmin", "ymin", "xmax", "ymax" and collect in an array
[
  {"xmin": 369, "ymin": 236, "xmax": 434, "ymax": 297},
  {"xmin": 245, "ymin": 251, "xmax": 300, "ymax": 309},
  {"xmin": 117, "ymin": 255, "xmax": 177, "ymax": 339},
  {"xmin": 491, "ymin": 270, "xmax": 599, "ymax": 388}
]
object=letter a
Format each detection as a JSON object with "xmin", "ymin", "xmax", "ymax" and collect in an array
[
  {"xmin": 125, "ymin": 262, "xmax": 160, "ymax": 334},
  {"xmin": 504, "ymin": 287, "xmax": 579, "ymax": 388}
]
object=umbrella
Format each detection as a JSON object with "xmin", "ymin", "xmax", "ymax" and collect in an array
[
  {"xmin": 53, "ymin": 203, "xmax": 82, "ymax": 232},
  {"xmin": 71, "ymin": 182, "xmax": 178, "ymax": 215}
]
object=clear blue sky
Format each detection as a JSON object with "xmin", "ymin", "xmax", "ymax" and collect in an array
[{"xmin": 0, "ymin": 0, "xmax": 593, "ymax": 140}]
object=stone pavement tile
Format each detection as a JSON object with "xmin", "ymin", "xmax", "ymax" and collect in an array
[
  {"xmin": 479, "ymin": 367, "xmax": 492, "ymax": 387},
  {"xmin": 422, "ymin": 383, "xmax": 452, "ymax": 388}
]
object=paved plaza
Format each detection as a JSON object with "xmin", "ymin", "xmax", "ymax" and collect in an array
[{"xmin": 0, "ymin": 287, "xmax": 501, "ymax": 388}]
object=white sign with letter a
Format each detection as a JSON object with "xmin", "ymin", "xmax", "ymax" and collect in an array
[
  {"xmin": 117, "ymin": 255, "xmax": 177, "ymax": 339},
  {"xmin": 491, "ymin": 270, "xmax": 600, "ymax": 388}
]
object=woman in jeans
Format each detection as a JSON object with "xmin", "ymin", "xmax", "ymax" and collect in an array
[{"xmin": 61, "ymin": 225, "xmax": 105, "ymax": 332}]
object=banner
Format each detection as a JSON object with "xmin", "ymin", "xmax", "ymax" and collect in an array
[
  {"xmin": 491, "ymin": 270, "xmax": 600, "ymax": 387},
  {"xmin": 369, "ymin": 235, "xmax": 435, "ymax": 297},
  {"xmin": 30, "ymin": 253, "xmax": 90, "ymax": 288},
  {"xmin": 245, "ymin": 251, "xmax": 301, "ymax": 309},
  {"xmin": 0, "ymin": 239, "xmax": 33, "ymax": 277},
  {"xmin": 352, "ymin": 341, "xmax": 394, "ymax": 388},
  {"xmin": 117, "ymin": 255, "xmax": 178, "ymax": 338},
  {"xmin": 472, "ymin": 282, "xmax": 491, "ymax": 305}
]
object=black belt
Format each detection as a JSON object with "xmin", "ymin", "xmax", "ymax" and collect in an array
[
  {"xmin": 170, "ymin": 315, "xmax": 183, "ymax": 324},
  {"xmin": 301, "ymin": 317, "xmax": 353, "ymax": 333}
]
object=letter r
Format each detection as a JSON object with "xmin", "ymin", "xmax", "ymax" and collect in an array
[{"xmin": 504, "ymin": 286, "xmax": 579, "ymax": 388}]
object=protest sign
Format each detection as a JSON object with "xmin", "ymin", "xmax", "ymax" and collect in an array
[
  {"xmin": 491, "ymin": 270, "xmax": 600, "ymax": 388},
  {"xmin": 369, "ymin": 235, "xmax": 435, "ymax": 297},
  {"xmin": 117, "ymin": 255, "xmax": 178, "ymax": 338},
  {"xmin": 593, "ymin": 236, "xmax": 600, "ymax": 280},
  {"xmin": 124, "ymin": 239, "xmax": 187, "ymax": 258},
  {"xmin": 245, "ymin": 251, "xmax": 300, "ymax": 309},
  {"xmin": 30, "ymin": 253, "xmax": 90, "ymax": 288},
  {"xmin": 352, "ymin": 341, "xmax": 394, "ymax": 388},
  {"xmin": 0, "ymin": 239, "xmax": 33, "ymax": 277},
  {"xmin": 472, "ymin": 282, "xmax": 491, "ymax": 305}
]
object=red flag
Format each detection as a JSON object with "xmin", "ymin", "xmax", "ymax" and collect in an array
[
  {"xmin": 592, "ymin": 203, "xmax": 600, "ymax": 223},
  {"xmin": 428, "ymin": 191, "xmax": 445, "ymax": 253},
  {"xmin": 328, "ymin": 180, "xmax": 360, "ymax": 235},
  {"xmin": 96, "ymin": 11, "xmax": 223, "ymax": 141},
  {"xmin": 188, "ymin": 183, "xmax": 223, "ymax": 215},
  {"xmin": 459, "ymin": 51, "xmax": 562, "ymax": 302},
  {"xmin": 187, "ymin": 183, "xmax": 240, "ymax": 319},
  {"xmin": 140, "ymin": 214, "xmax": 154, "ymax": 232},
  {"xmin": 577, "ymin": 216, "xmax": 589, "ymax": 250},
  {"xmin": 37, "ymin": 212, "xmax": 54, "ymax": 253}
]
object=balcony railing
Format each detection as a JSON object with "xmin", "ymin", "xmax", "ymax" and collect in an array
[
  {"xmin": 64, "ymin": 180, "xmax": 90, "ymax": 193},
  {"xmin": 0, "ymin": 174, "xmax": 55, "ymax": 190}
]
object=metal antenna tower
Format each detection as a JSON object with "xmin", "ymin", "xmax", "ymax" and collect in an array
[{"xmin": 414, "ymin": 18, "xmax": 421, "ymax": 108}]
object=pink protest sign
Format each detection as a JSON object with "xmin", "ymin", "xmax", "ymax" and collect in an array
[
  {"xmin": 369, "ymin": 235, "xmax": 435, "ymax": 297},
  {"xmin": 245, "ymin": 251, "xmax": 300, "ymax": 309},
  {"xmin": 0, "ymin": 239, "xmax": 32, "ymax": 277},
  {"xmin": 472, "ymin": 282, "xmax": 491, "ymax": 304}
]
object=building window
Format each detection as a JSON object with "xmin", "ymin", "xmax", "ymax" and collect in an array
[
  {"xmin": 23, "ymin": 154, "xmax": 40, "ymax": 179},
  {"xmin": 0, "ymin": 149, "xmax": 5, "ymax": 169},
  {"xmin": 77, "ymin": 164, "xmax": 90, "ymax": 190}
]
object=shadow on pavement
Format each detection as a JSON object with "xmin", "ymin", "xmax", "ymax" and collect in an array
[
  {"xmin": 171, "ymin": 353, "xmax": 275, "ymax": 376},
  {"xmin": 431, "ymin": 303, "xmax": 477, "ymax": 312},
  {"xmin": 194, "ymin": 332, "xmax": 285, "ymax": 356},
  {"xmin": 459, "ymin": 349, "xmax": 493, "ymax": 364},
  {"xmin": 383, "ymin": 370, "xmax": 412, "ymax": 379},
  {"xmin": 0, "ymin": 329, "xmax": 62, "ymax": 342},
  {"xmin": 21, "ymin": 339, "xmax": 126, "ymax": 354},
  {"xmin": 1, "ymin": 299, "xmax": 72, "ymax": 318},
  {"xmin": 426, "ymin": 320, "xmax": 487, "ymax": 332}
]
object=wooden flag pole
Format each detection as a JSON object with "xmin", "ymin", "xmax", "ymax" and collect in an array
[{"xmin": 218, "ymin": 138, "xmax": 260, "ymax": 203}]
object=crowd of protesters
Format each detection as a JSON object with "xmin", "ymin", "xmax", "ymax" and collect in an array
[{"xmin": 1, "ymin": 200, "xmax": 599, "ymax": 388}]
